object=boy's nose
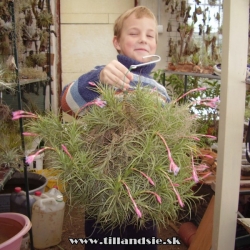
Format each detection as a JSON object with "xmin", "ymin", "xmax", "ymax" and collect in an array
[{"xmin": 139, "ymin": 34, "xmax": 147, "ymax": 43}]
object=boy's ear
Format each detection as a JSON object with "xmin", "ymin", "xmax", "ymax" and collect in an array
[{"xmin": 113, "ymin": 36, "xmax": 121, "ymax": 51}]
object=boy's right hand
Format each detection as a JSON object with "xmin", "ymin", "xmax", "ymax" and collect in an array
[{"xmin": 99, "ymin": 60, "xmax": 133, "ymax": 90}]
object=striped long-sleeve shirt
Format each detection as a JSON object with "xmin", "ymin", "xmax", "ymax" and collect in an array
[{"xmin": 61, "ymin": 55, "xmax": 170, "ymax": 116}]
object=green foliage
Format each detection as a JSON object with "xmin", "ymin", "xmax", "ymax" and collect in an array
[
  {"xmin": 0, "ymin": 104, "xmax": 23, "ymax": 167},
  {"xmin": 24, "ymin": 86, "xmax": 211, "ymax": 231},
  {"xmin": 153, "ymin": 70, "xmax": 220, "ymax": 146}
]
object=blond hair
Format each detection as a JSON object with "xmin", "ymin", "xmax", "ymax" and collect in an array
[{"xmin": 114, "ymin": 6, "xmax": 158, "ymax": 43}]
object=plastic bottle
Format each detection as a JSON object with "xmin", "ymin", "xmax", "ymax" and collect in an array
[
  {"xmin": 44, "ymin": 186, "xmax": 61, "ymax": 199},
  {"xmin": 32, "ymin": 192, "xmax": 65, "ymax": 249},
  {"xmin": 10, "ymin": 187, "xmax": 36, "ymax": 217}
]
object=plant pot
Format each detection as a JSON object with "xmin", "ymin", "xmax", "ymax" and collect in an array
[
  {"xmin": 178, "ymin": 221, "xmax": 197, "ymax": 246},
  {"xmin": 0, "ymin": 212, "xmax": 31, "ymax": 250},
  {"xmin": 0, "ymin": 171, "xmax": 47, "ymax": 212}
]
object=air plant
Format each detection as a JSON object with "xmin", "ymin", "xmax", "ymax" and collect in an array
[
  {"xmin": 16, "ymin": 84, "xmax": 217, "ymax": 231},
  {"xmin": 36, "ymin": 10, "xmax": 53, "ymax": 29}
]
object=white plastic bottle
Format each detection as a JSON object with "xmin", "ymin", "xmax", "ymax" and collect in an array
[{"xmin": 31, "ymin": 193, "xmax": 65, "ymax": 249}]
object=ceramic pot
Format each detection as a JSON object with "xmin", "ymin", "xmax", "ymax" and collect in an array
[{"xmin": 178, "ymin": 221, "xmax": 197, "ymax": 246}]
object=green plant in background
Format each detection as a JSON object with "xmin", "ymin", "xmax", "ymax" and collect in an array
[
  {"xmin": 153, "ymin": 70, "xmax": 220, "ymax": 146},
  {"xmin": 19, "ymin": 85, "xmax": 217, "ymax": 231},
  {"xmin": 0, "ymin": 104, "xmax": 23, "ymax": 168}
]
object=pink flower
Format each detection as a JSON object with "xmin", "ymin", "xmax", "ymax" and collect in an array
[
  {"xmin": 182, "ymin": 136, "xmax": 200, "ymax": 141},
  {"xmin": 162, "ymin": 170, "xmax": 184, "ymax": 207},
  {"xmin": 174, "ymin": 87, "xmax": 207, "ymax": 103},
  {"xmin": 26, "ymin": 147, "xmax": 55, "ymax": 164},
  {"xmin": 135, "ymin": 207, "xmax": 142, "ymax": 218},
  {"xmin": 12, "ymin": 110, "xmax": 38, "ymax": 120},
  {"xmin": 132, "ymin": 168, "xmax": 155, "ymax": 186},
  {"xmin": 199, "ymin": 171, "xmax": 212, "ymax": 180},
  {"xmin": 201, "ymin": 134, "xmax": 217, "ymax": 140},
  {"xmin": 121, "ymin": 180, "xmax": 142, "ymax": 218},
  {"xmin": 195, "ymin": 164, "xmax": 209, "ymax": 171},
  {"xmin": 195, "ymin": 97, "xmax": 219, "ymax": 109},
  {"xmin": 202, "ymin": 154, "xmax": 213, "ymax": 159},
  {"xmin": 191, "ymin": 155, "xmax": 199, "ymax": 183},
  {"xmin": 156, "ymin": 132, "xmax": 180, "ymax": 175},
  {"xmin": 88, "ymin": 82, "xmax": 97, "ymax": 87},
  {"xmin": 22, "ymin": 132, "xmax": 39, "ymax": 136},
  {"xmin": 145, "ymin": 191, "xmax": 162, "ymax": 204},
  {"xmin": 26, "ymin": 154, "xmax": 36, "ymax": 165},
  {"xmin": 76, "ymin": 98, "xmax": 107, "ymax": 116},
  {"xmin": 61, "ymin": 144, "xmax": 73, "ymax": 159}
]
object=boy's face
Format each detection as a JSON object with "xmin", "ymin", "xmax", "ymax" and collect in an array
[{"xmin": 113, "ymin": 13, "xmax": 157, "ymax": 63}]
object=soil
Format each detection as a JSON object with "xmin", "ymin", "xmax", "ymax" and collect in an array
[{"xmin": 36, "ymin": 203, "xmax": 188, "ymax": 250}]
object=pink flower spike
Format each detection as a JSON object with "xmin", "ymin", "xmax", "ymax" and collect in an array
[
  {"xmin": 132, "ymin": 168, "xmax": 155, "ymax": 186},
  {"xmin": 146, "ymin": 191, "xmax": 162, "ymax": 204},
  {"xmin": 88, "ymin": 82, "xmax": 97, "ymax": 87},
  {"xmin": 156, "ymin": 132, "xmax": 180, "ymax": 175},
  {"xmin": 12, "ymin": 110, "xmax": 37, "ymax": 117},
  {"xmin": 61, "ymin": 144, "xmax": 73, "ymax": 159},
  {"xmin": 183, "ymin": 176, "xmax": 193, "ymax": 181},
  {"xmin": 94, "ymin": 98, "xmax": 107, "ymax": 108},
  {"xmin": 22, "ymin": 132, "xmax": 39, "ymax": 136},
  {"xmin": 182, "ymin": 136, "xmax": 200, "ymax": 141},
  {"xmin": 192, "ymin": 169, "xmax": 199, "ymax": 183},
  {"xmin": 163, "ymin": 171, "xmax": 184, "ymax": 207},
  {"xmin": 12, "ymin": 110, "xmax": 25, "ymax": 116},
  {"xmin": 195, "ymin": 164, "xmax": 209, "ymax": 171},
  {"xmin": 76, "ymin": 98, "xmax": 107, "ymax": 116},
  {"xmin": 201, "ymin": 134, "xmax": 217, "ymax": 140},
  {"xmin": 200, "ymin": 171, "xmax": 212, "ymax": 180},
  {"xmin": 202, "ymin": 154, "xmax": 213, "ymax": 159},
  {"xmin": 25, "ymin": 147, "xmax": 55, "ymax": 165},
  {"xmin": 26, "ymin": 155, "xmax": 36, "ymax": 165},
  {"xmin": 176, "ymin": 193, "xmax": 185, "ymax": 207},
  {"xmin": 121, "ymin": 180, "xmax": 142, "ymax": 218},
  {"xmin": 191, "ymin": 155, "xmax": 199, "ymax": 183},
  {"xmin": 12, "ymin": 114, "xmax": 38, "ymax": 120},
  {"xmin": 169, "ymin": 161, "xmax": 180, "ymax": 176},
  {"xmin": 135, "ymin": 207, "xmax": 142, "ymax": 218},
  {"xmin": 174, "ymin": 87, "xmax": 207, "ymax": 103}
]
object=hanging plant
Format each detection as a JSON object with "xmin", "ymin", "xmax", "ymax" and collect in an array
[
  {"xmin": 25, "ymin": 53, "xmax": 47, "ymax": 68},
  {"xmin": 36, "ymin": 10, "xmax": 53, "ymax": 29},
  {"xmin": 20, "ymin": 85, "xmax": 217, "ymax": 230}
]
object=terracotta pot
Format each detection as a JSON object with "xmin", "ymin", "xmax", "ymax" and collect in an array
[{"xmin": 178, "ymin": 222, "xmax": 197, "ymax": 246}]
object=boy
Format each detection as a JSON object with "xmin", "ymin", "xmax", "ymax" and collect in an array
[
  {"xmin": 61, "ymin": 6, "xmax": 170, "ymax": 116},
  {"xmin": 61, "ymin": 6, "xmax": 170, "ymax": 250}
]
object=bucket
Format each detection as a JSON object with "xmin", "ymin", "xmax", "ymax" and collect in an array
[
  {"xmin": 0, "ymin": 212, "xmax": 31, "ymax": 250},
  {"xmin": 0, "ymin": 172, "xmax": 47, "ymax": 213},
  {"xmin": 32, "ymin": 195, "xmax": 65, "ymax": 249}
]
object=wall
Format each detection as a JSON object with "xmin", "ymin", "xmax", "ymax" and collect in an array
[
  {"xmin": 60, "ymin": 0, "xmax": 134, "ymax": 89},
  {"xmin": 60, "ymin": 0, "xmax": 170, "ymax": 87},
  {"xmin": 60, "ymin": 0, "xmax": 172, "ymax": 120}
]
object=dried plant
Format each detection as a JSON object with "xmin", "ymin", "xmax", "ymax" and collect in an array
[
  {"xmin": 19, "ymin": 66, "xmax": 47, "ymax": 79},
  {"xmin": 36, "ymin": 10, "xmax": 53, "ymax": 29}
]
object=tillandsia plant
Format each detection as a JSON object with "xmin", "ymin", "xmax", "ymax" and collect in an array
[{"xmin": 14, "ymin": 84, "xmax": 217, "ymax": 231}]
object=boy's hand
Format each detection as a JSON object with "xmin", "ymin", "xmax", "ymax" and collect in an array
[{"xmin": 99, "ymin": 60, "xmax": 133, "ymax": 90}]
